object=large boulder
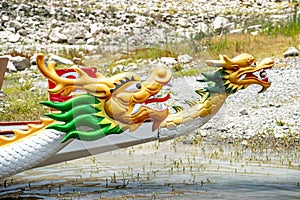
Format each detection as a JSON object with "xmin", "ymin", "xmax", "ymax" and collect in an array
[
  {"xmin": 8, "ymin": 33, "xmax": 21, "ymax": 43},
  {"xmin": 0, "ymin": 31, "xmax": 12, "ymax": 40},
  {"xmin": 49, "ymin": 27, "xmax": 68, "ymax": 43},
  {"xmin": 61, "ymin": 22, "xmax": 90, "ymax": 44},
  {"xmin": 49, "ymin": 22, "xmax": 90, "ymax": 44},
  {"xmin": 10, "ymin": 56, "xmax": 30, "ymax": 71},
  {"xmin": 284, "ymin": 47, "xmax": 299, "ymax": 57},
  {"xmin": 5, "ymin": 20, "xmax": 23, "ymax": 31},
  {"xmin": 213, "ymin": 16, "xmax": 232, "ymax": 34}
]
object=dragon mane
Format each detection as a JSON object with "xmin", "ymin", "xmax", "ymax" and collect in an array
[
  {"xmin": 41, "ymin": 94, "xmax": 124, "ymax": 143},
  {"xmin": 196, "ymin": 68, "xmax": 245, "ymax": 103}
]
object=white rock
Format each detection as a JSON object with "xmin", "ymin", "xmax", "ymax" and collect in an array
[
  {"xmin": 90, "ymin": 23, "xmax": 104, "ymax": 35},
  {"xmin": 284, "ymin": 47, "xmax": 299, "ymax": 57},
  {"xmin": 49, "ymin": 53, "xmax": 73, "ymax": 65},
  {"xmin": 6, "ymin": 20, "xmax": 23, "ymax": 31},
  {"xmin": 247, "ymin": 24, "xmax": 262, "ymax": 31},
  {"xmin": 5, "ymin": 27, "xmax": 16, "ymax": 33},
  {"xmin": 2, "ymin": 15, "xmax": 9, "ymax": 22},
  {"xmin": 177, "ymin": 18, "xmax": 190, "ymax": 28},
  {"xmin": 61, "ymin": 22, "xmax": 90, "ymax": 40},
  {"xmin": 213, "ymin": 16, "xmax": 230, "ymax": 32},
  {"xmin": 7, "ymin": 61, "xmax": 17, "ymax": 72},
  {"xmin": 8, "ymin": 33, "xmax": 21, "ymax": 43},
  {"xmin": 49, "ymin": 27, "xmax": 68, "ymax": 43},
  {"xmin": 177, "ymin": 54, "xmax": 193, "ymax": 64},
  {"xmin": 86, "ymin": 37, "xmax": 96, "ymax": 45},
  {"xmin": 0, "ymin": 31, "xmax": 13, "ymax": 39},
  {"xmin": 250, "ymin": 31, "xmax": 259, "ymax": 36},
  {"xmin": 196, "ymin": 22, "xmax": 209, "ymax": 35},
  {"xmin": 160, "ymin": 57, "xmax": 178, "ymax": 66},
  {"xmin": 200, "ymin": 130, "xmax": 207, "ymax": 137},
  {"xmin": 230, "ymin": 29, "xmax": 244, "ymax": 34}
]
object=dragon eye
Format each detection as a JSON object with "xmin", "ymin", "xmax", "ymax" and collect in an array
[
  {"xmin": 124, "ymin": 82, "xmax": 142, "ymax": 92},
  {"xmin": 136, "ymin": 82, "xmax": 141, "ymax": 89},
  {"xmin": 250, "ymin": 62, "xmax": 256, "ymax": 67}
]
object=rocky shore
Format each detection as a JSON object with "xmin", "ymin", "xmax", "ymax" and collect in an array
[{"xmin": 0, "ymin": 0, "xmax": 298, "ymax": 54}]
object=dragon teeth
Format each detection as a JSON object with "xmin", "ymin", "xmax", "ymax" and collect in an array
[
  {"xmin": 239, "ymin": 69, "xmax": 268, "ymax": 82},
  {"xmin": 238, "ymin": 74, "xmax": 246, "ymax": 81},
  {"xmin": 253, "ymin": 71, "xmax": 260, "ymax": 78},
  {"xmin": 131, "ymin": 104, "xmax": 142, "ymax": 115}
]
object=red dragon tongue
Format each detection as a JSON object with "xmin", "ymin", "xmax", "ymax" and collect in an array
[
  {"xmin": 262, "ymin": 77, "xmax": 269, "ymax": 82},
  {"xmin": 145, "ymin": 93, "xmax": 170, "ymax": 104}
]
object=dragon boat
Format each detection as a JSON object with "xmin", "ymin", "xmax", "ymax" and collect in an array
[{"xmin": 0, "ymin": 53, "xmax": 274, "ymax": 179}]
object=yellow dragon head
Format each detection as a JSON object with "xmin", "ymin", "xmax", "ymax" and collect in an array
[
  {"xmin": 36, "ymin": 54, "xmax": 171, "ymax": 142},
  {"xmin": 103, "ymin": 64, "xmax": 172, "ymax": 132},
  {"xmin": 200, "ymin": 53, "xmax": 274, "ymax": 95}
]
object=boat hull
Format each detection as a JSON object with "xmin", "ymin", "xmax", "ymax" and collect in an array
[{"xmin": 0, "ymin": 122, "xmax": 158, "ymax": 179}]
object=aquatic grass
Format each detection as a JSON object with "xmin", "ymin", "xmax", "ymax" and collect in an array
[{"xmin": 2, "ymin": 137, "xmax": 298, "ymax": 198}]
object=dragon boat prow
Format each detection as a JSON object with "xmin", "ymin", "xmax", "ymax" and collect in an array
[
  {"xmin": 0, "ymin": 121, "xmax": 160, "ymax": 168},
  {"xmin": 0, "ymin": 53, "xmax": 274, "ymax": 180}
]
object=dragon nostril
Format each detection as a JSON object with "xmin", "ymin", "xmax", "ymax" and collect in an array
[{"xmin": 158, "ymin": 68, "xmax": 167, "ymax": 78}]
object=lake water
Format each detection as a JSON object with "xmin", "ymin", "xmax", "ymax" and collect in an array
[{"xmin": 0, "ymin": 140, "xmax": 299, "ymax": 199}]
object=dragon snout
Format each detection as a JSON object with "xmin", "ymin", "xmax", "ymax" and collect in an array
[
  {"xmin": 147, "ymin": 64, "xmax": 172, "ymax": 85},
  {"xmin": 254, "ymin": 57, "xmax": 274, "ymax": 93},
  {"xmin": 257, "ymin": 57, "xmax": 274, "ymax": 68}
]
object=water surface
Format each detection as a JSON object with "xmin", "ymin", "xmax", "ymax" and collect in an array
[{"xmin": 1, "ymin": 141, "xmax": 299, "ymax": 199}]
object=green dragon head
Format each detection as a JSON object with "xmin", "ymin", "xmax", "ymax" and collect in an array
[{"xmin": 197, "ymin": 53, "xmax": 274, "ymax": 99}]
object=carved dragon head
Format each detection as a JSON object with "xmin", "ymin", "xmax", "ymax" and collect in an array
[
  {"xmin": 36, "ymin": 54, "xmax": 171, "ymax": 142},
  {"xmin": 198, "ymin": 53, "xmax": 274, "ymax": 97},
  {"xmin": 104, "ymin": 65, "xmax": 171, "ymax": 132}
]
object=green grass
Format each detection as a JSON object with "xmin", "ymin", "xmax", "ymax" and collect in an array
[
  {"xmin": 173, "ymin": 66, "xmax": 211, "ymax": 78},
  {"xmin": 1, "ymin": 74, "xmax": 48, "ymax": 121},
  {"xmin": 263, "ymin": 4, "xmax": 300, "ymax": 37}
]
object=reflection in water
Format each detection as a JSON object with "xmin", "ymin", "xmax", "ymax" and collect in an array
[{"xmin": 1, "ymin": 141, "xmax": 299, "ymax": 199}]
